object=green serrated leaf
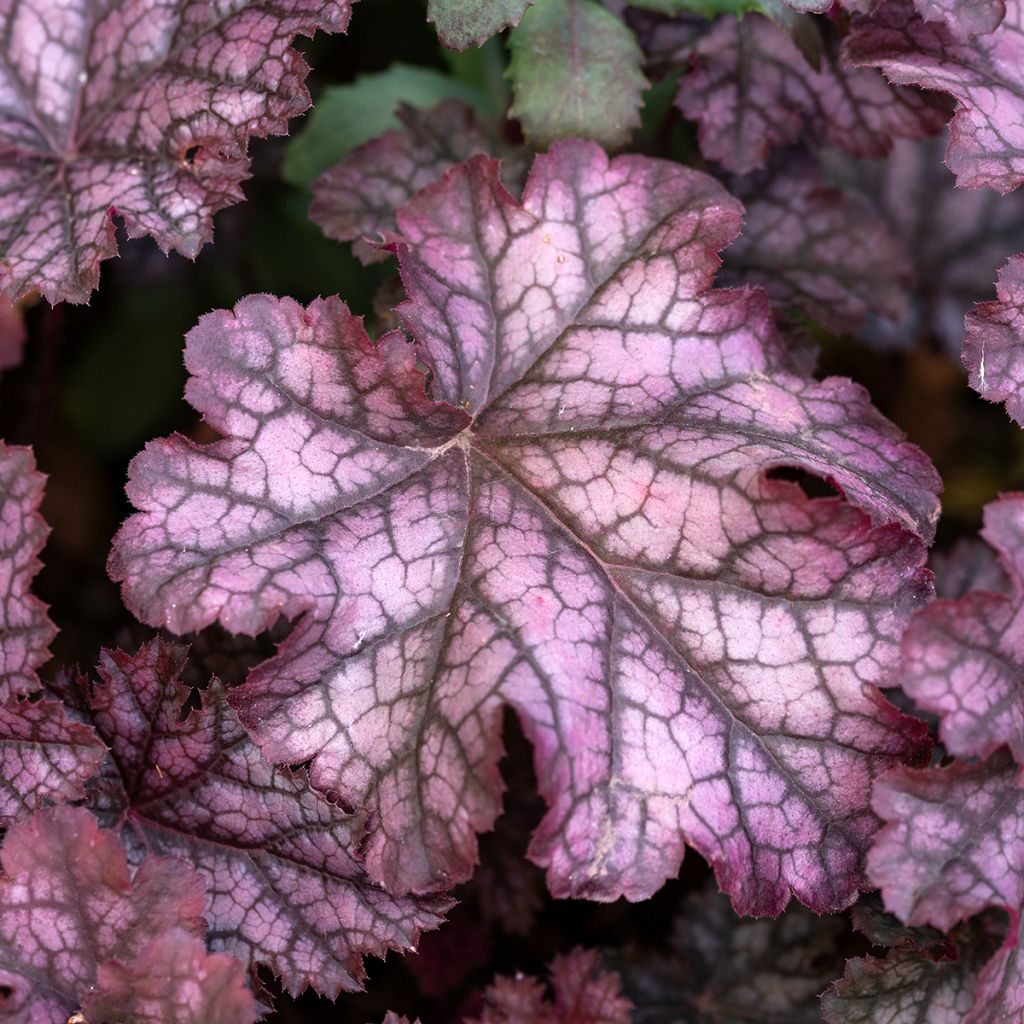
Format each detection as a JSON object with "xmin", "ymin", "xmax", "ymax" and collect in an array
[
  {"xmin": 428, "ymin": 0, "xmax": 534, "ymax": 49},
  {"xmin": 508, "ymin": 0, "xmax": 648, "ymax": 149},
  {"xmin": 282, "ymin": 65, "xmax": 490, "ymax": 188}
]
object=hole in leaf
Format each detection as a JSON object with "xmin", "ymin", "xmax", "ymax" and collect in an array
[
  {"xmin": 765, "ymin": 466, "xmax": 841, "ymax": 500},
  {"xmin": 183, "ymin": 145, "xmax": 200, "ymax": 165}
]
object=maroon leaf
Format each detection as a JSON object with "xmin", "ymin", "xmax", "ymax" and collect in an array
[
  {"xmin": 466, "ymin": 949, "xmax": 632, "ymax": 1024},
  {"xmin": 0, "ymin": 0, "xmax": 353, "ymax": 304},
  {"xmin": 964, "ymin": 255, "xmax": 1024, "ymax": 426},
  {"xmin": 0, "ymin": 298, "xmax": 24, "ymax": 372},
  {"xmin": 672, "ymin": 13, "xmax": 947, "ymax": 174},
  {"xmin": 111, "ymin": 142, "xmax": 939, "ymax": 915},
  {"xmin": 844, "ymin": 0, "xmax": 1024, "ymax": 195},
  {"xmin": 901, "ymin": 495, "xmax": 1024, "ymax": 764},
  {"xmin": 83, "ymin": 929, "xmax": 259, "ymax": 1024},
  {"xmin": 0, "ymin": 805, "xmax": 206, "ymax": 1021},
  {"xmin": 0, "ymin": 696, "xmax": 104, "ymax": 824},
  {"xmin": 61, "ymin": 639, "xmax": 451, "ymax": 997},
  {"xmin": 0, "ymin": 443, "xmax": 55, "ymax": 699},
  {"xmin": 311, "ymin": 100, "xmax": 527, "ymax": 265},
  {"xmin": 723, "ymin": 152, "xmax": 912, "ymax": 332}
]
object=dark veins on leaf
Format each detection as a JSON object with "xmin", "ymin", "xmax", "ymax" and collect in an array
[{"xmin": 110, "ymin": 141, "xmax": 939, "ymax": 917}]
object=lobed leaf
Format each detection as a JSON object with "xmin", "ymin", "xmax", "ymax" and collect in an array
[
  {"xmin": 844, "ymin": 0, "xmax": 1024, "ymax": 195},
  {"xmin": 429, "ymin": 0, "xmax": 534, "ymax": 49},
  {"xmin": 0, "ymin": 442, "xmax": 55, "ymax": 699},
  {"xmin": 111, "ymin": 142, "xmax": 940, "ymax": 915},
  {"xmin": 0, "ymin": 0, "xmax": 353, "ymax": 304}
]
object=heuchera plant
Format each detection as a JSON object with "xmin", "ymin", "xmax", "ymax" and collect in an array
[{"xmin": 4, "ymin": 0, "xmax": 1024, "ymax": 1020}]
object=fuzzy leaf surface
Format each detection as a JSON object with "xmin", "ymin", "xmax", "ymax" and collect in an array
[
  {"xmin": 964, "ymin": 256, "xmax": 1024, "ymax": 426},
  {"xmin": 111, "ymin": 142, "xmax": 939, "ymax": 915},
  {"xmin": 59, "ymin": 639, "xmax": 450, "ymax": 998},
  {"xmin": 0, "ymin": 443, "xmax": 54, "ymax": 699},
  {"xmin": 901, "ymin": 496, "xmax": 1024, "ymax": 764},
  {"xmin": 0, "ymin": 0, "xmax": 352, "ymax": 304},
  {"xmin": 0, "ymin": 697, "xmax": 104, "ymax": 824},
  {"xmin": 672, "ymin": 13, "xmax": 947, "ymax": 174},
  {"xmin": 0, "ymin": 805, "xmax": 206, "ymax": 1022},
  {"xmin": 844, "ymin": 0, "xmax": 1024, "ymax": 194},
  {"xmin": 428, "ymin": 0, "xmax": 533, "ymax": 48}
]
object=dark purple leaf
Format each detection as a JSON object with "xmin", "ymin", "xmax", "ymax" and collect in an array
[
  {"xmin": 672, "ymin": 13, "xmax": 947, "ymax": 174},
  {"xmin": 844, "ymin": 0, "xmax": 1024, "ymax": 194},
  {"xmin": 0, "ymin": 0, "xmax": 353, "ymax": 304},
  {"xmin": 0, "ymin": 696, "xmax": 104, "ymax": 824},
  {"xmin": 111, "ymin": 142, "xmax": 939, "ymax": 915},
  {"xmin": 60, "ymin": 639, "xmax": 451, "ymax": 997},
  {"xmin": 0, "ymin": 443, "xmax": 55, "ymax": 700},
  {"xmin": 964, "ymin": 255, "xmax": 1024, "ymax": 426},
  {"xmin": 0, "ymin": 805, "xmax": 206, "ymax": 1022}
]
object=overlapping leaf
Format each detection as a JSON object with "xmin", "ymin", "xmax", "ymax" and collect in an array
[
  {"xmin": 0, "ymin": 442, "xmax": 54, "ymax": 699},
  {"xmin": 0, "ymin": 0, "xmax": 353, "ymax": 304},
  {"xmin": 844, "ymin": 0, "xmax": 1024, "ymax": 194},
  {"xmin": 428, "ymin": 0, "xmax": 533, "ymax": 48},
  {"xmin": 111, "ymin": 141, "xmax": 940, "ymax": 916},
  {"xmin": 0, "ymin": 805, "xmax": 207, "ymax": 1022},
  {"xmin": 670, "ymin": 13, "xmax": 948, "ymax": 174},
  {"xmin": 964, "ymin": 255, "xmax": 1024, "ymax": 426},
  {"xmin": 56, "ymin": 639, "xmax": 450, "ymax": 997}
]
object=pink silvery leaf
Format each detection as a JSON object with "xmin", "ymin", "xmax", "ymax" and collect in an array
[
  {"xmin": 671, "ymin": 13, "xmax": 948, "ymax": 174},
  {"xmin": 722, "ymin": 152, "xmax": 912, "ymax": 333},
  {"xmin": 310, "ymin": 100, "xmax": 528, "ymax": 266},
  {"xmin": 57, "ymin": 639, "xmax": 451, "ymax": 998},
  {"xmin": 901, "ymin": 495, "xmax": 1024, "ymax": 764},
  {"xmin": 82, "ymin": 929, "xmax": 259, "ymax": 1024},
  {"xmin": 913, "ymin": 0, "xmax": 1006, "ymax": 38},
  {"xmin": 0, "ymin": 804, "xmax": 206, "ymax": 1022},
  {"xmin": 0, "ymin": 696, "xmax": 104, "ymax": 824},
  {"xmin": 0, "ymin": 443, "xmax": 55, "ymax": 699},
  {"xmin": 932, "ymin": 536, "xmax": 1010, "ymax": 599},
  {"xmin": 844, "ymin": 0, "xmax": 1024, "ymax": 195},
  {"xmin": 869, "ymin": 753, "xmax": 1024, "ymax": 1024},
  {"xmin": 111, "ymin": 141, "xmax": 940, "ymax": 915},
  {"xmin": 964, "ymin": 256, "xmax": 1024, "ymax": 425},
  {"xmin": 0, "ymin": 0, "xmax": 353, "ymax": 305}
]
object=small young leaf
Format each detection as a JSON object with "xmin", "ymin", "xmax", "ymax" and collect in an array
[
  {"xmin": 508, "ymin": 0, "xmax": 649, "ymax": 148},
  {"xmin": 429, "ymin": 0, "xmax": 535, "ymax": 49}
]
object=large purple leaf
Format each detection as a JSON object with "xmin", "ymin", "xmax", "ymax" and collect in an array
[
  {"xmin": 310, "ymin": 100, "xmax": 527, "ymax": 265},
  {"xmin": 111, "ymin": 141, "xmax": 940, "ymax": 915},
  {"xmin": 0, "ymin": 0, "xmax": 352, "ymax": 305},
  {"xmin": 0, "ymin": 696, "xmax": 104, "ymax": 824},
  {"xmin": 58, "ymin": 639, "xmax": 450, "ymax": 997},
  {"xmin": 0, "ymin": 805, "xmax": 206, "ymax": 1022},
  {"xmin": 0, "ymin": 443, "xmax": 54, "ymax": 699},
  {"xmin": 722, "ymin": 152, "xmax": 912, "ymax": 333},
  {"xmin": 83, "ymin": 929, "xmax": 259, "ymax": 1024},
  {"xmin": 671, "ymin": 13, "xmax": 948, "ymax": 174},
  {"xmin": 844, "ymin": 0, "xmax": 1024, "ymax": 195},
  {"xmin": 901, "ymin": 495, "xmax": 1024, "ymax": 764},
  {"xmin": 869, "ymin": 754, "xmax": 1024, "ymax": 1024},
  {"xmin": 964, "ymin": 255, "xmax": 1024, "ymax": 425}
]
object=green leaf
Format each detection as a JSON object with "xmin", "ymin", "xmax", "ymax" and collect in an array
[
  {"xmin": 507, "ymin": 0, "xmax": 648, "ymax": 149},
  {"xmin": 428, "ymin": 0, "xmax": 534, "ymax": 49},
  {"xmin": 282, "ymin": 65, "xmax": 490, "ymax": 188},
  {"xmin": 626, "ymin": 0, "xmax": 760, "ymax": 15}
]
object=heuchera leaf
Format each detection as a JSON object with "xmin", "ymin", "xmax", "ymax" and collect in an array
[
  {"xmin": 822, "ymin": 134, "xmax": 1024, "ymax": 352},
  {"xmin": 0, "ymin": 298, "xmax": 24, "ymax": 372},
  {"xmin": 964, "ymin": 256, "xmax": 1024, "ymax": 426},
  {"xmin": 932, "ymin": 536, "xmax": 1010, "ymax": 599},
  {"xmin": 111, "ymin": 141, "xmax": 940, "ymax": 915},
  {"xmin": 844, "ymin": 0, "xmax": 1024, "ymax": 194},
  {"xmin": 613, "ymin": 886, "xmax": 845, "ymax": 1023},
  {"xmin": 507, "ymin": 0, "xmax": 649, "ymax": 149},
  {"xmin": 428, "ymin": 0, "xmax": 534, "ymax": 49},
  {"xmin": 82, "ymin": 929, "xmax": 259, "ymax": 1024},
  {"xmin": 900, "ymin": 495, "xmax": 1024, "ymax": 763},
  {"xmin": 0, "ymin": 805, "xmax": 206, "ymax": 1022},
  {"xmin": 59, "ymin": 639, "xmax": 451, "ymax": 997},
  {"xmin": 911, "ymin": 0, "xmax": 1006, "ymax": 39},
  {"xmin": 466, "ymin": 949, "xmax": 632, "ymax": 1024},
  {"xmin": 311, "ymin": 101, "xmax": 527, "ymax": 265},
  {"xmin": 0, "ymin": 0, "xmax": 353, "ymax": 304},
  {"xmin": 671, "ymin": 13, "xmax": 948, "ymax": 174},
  {"xmin": 0, "ymin": 443, "xmax": 55, "ymax": 699},
  {"xmin": 722, "ymin": 152, "xmax": 912, "ymax": 333},
  {"xmin": 0, "ymin": 696, "xmax": 104, "ymax": 824}
]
